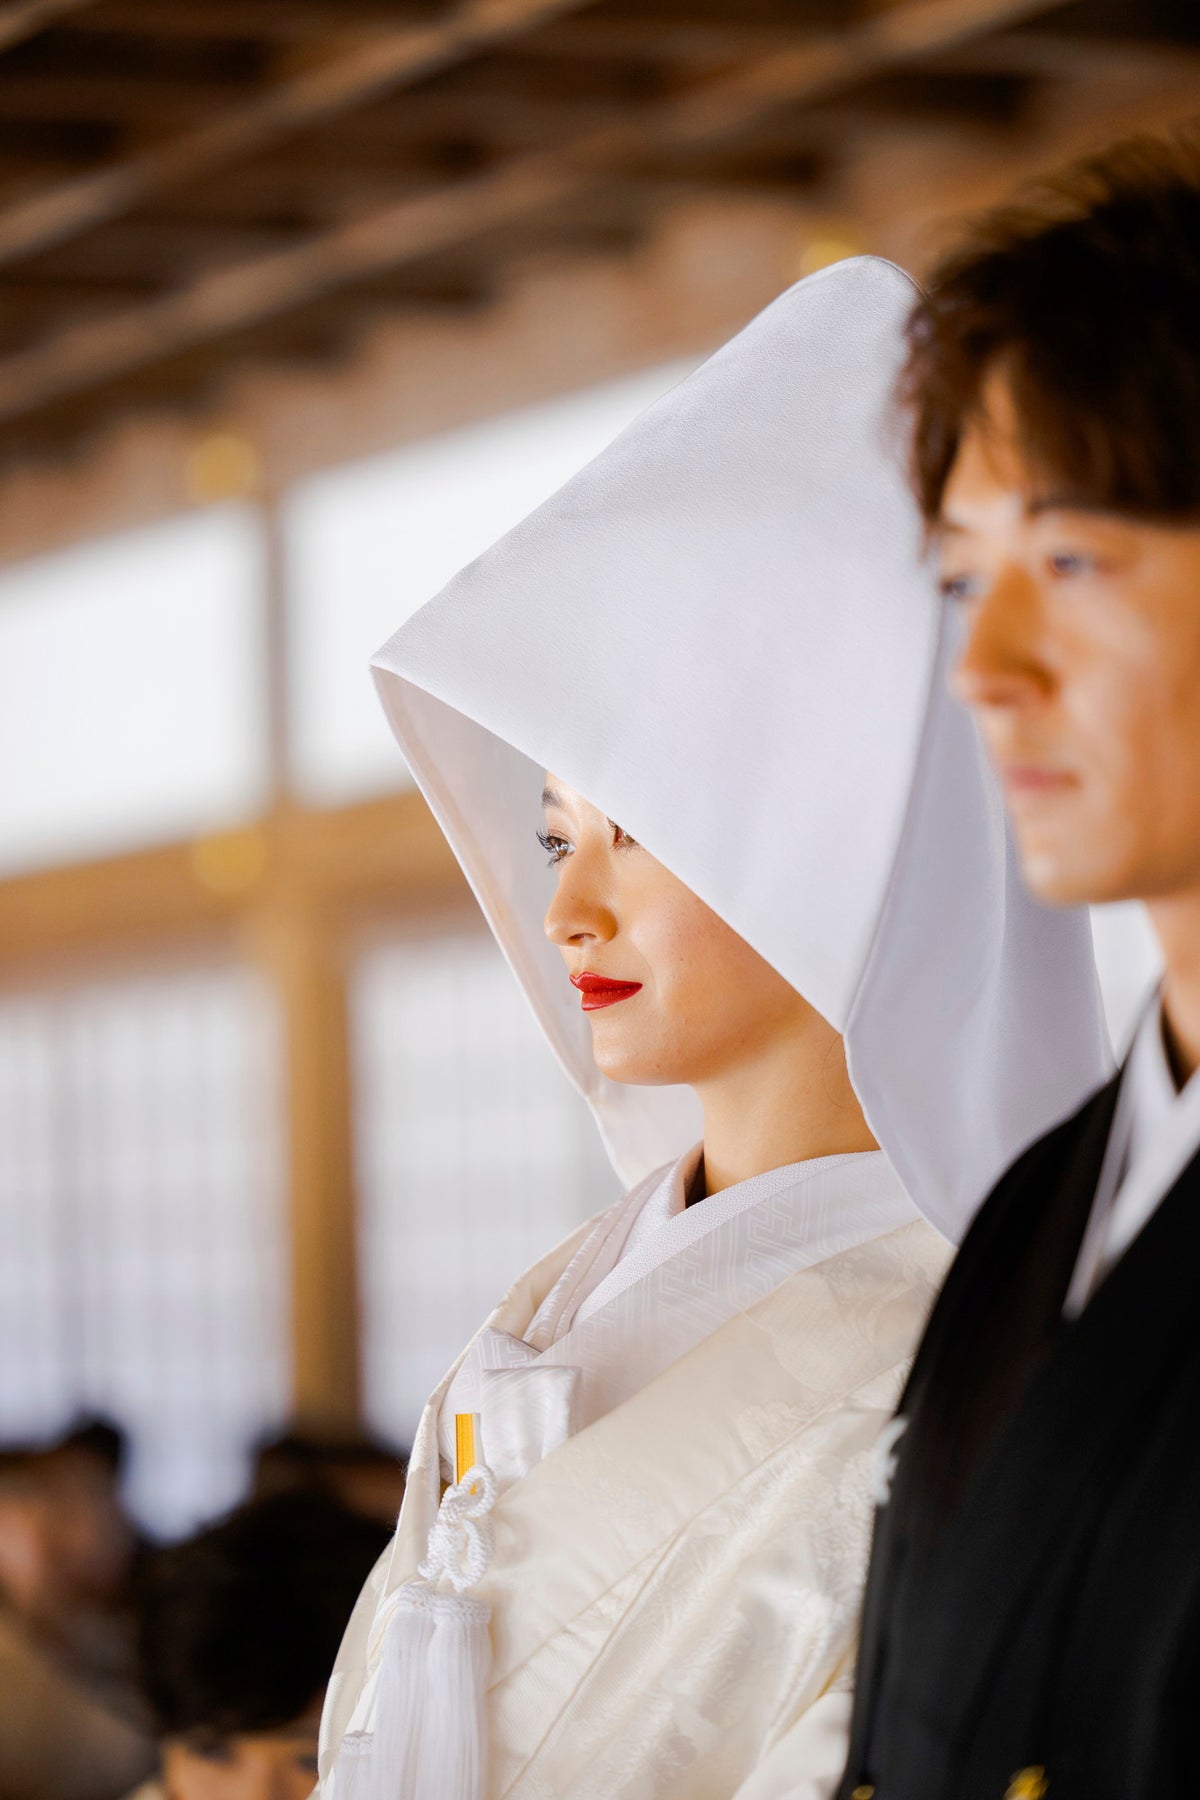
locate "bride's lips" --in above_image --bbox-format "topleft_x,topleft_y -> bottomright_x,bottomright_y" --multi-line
570,971 -> 644,1012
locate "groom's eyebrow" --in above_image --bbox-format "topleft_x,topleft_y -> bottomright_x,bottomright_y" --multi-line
541,786 -> 562,809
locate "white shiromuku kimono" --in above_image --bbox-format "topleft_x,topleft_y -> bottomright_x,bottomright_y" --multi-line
319,258 -> 1111,1800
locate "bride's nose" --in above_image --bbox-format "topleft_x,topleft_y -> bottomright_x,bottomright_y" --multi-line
544,859 -> 618,948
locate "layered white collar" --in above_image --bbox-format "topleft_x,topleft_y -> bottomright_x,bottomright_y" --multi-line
438,1147 -> 915,1485
1067,993 -> 1200,1314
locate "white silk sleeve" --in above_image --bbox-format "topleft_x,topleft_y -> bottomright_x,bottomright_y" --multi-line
728,1687 -> 854,1800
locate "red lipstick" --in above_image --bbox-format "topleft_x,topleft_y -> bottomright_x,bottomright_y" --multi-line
570,972 -> 643,1012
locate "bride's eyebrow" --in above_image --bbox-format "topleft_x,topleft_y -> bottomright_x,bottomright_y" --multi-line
540,786 -> 563,809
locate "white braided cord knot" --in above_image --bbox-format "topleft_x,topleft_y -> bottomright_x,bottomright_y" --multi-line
393,1578 -> 490,1626
418,1463 -> 498,1594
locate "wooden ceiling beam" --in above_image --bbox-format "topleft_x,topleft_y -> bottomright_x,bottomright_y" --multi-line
0,0 -> 1077,426
0,0 -> 101,55
332,90 -> 655,154
0,269 -> 155,299
24,216 -> 317,284
0,0 -> 602,271
0,72 -> 269,124
160,158 -> 483,228
0,791 -> 461,973
65,0 -> 441,38
0,117 -> 120,163
937,27 -> 1200,79
515,15 -> 823,62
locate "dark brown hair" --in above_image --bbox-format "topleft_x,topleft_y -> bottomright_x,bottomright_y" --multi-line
137,1489 -> 390,1739
902,124 -> 1200,523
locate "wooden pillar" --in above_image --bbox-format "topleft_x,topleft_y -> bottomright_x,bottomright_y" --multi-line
246,890 -> 361,1429
253,488 -> 362,1428
260,490 -> 292,810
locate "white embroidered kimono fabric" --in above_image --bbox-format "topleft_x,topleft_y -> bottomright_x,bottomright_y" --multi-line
320,1156 -> 950,1799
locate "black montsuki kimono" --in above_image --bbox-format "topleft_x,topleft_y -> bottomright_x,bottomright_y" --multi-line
837,1072 -> 1200,1800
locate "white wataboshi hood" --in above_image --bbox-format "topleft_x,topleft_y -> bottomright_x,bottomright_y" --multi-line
370,255 -> 1112,1241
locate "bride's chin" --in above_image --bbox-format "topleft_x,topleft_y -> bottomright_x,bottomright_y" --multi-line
590,1036 -> 687,1089
590,1047 -> 643,1085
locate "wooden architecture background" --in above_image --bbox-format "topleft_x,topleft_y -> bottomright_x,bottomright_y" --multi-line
0,0 -> 1196,1427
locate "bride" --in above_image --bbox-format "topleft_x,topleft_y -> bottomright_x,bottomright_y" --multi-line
318,255 -> 1108,1800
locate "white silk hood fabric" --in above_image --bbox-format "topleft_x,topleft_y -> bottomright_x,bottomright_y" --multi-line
370,254 -> 1111,1242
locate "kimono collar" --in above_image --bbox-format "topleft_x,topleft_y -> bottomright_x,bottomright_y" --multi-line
370,256 -> 1112,1241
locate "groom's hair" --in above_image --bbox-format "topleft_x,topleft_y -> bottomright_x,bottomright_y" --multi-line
901,123 -> 1200,524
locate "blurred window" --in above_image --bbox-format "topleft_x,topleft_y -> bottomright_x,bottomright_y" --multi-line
0,505 -> 268,877
284,361 -> 698,805
351,928 -> 619,1445
0,963 -> 288,1536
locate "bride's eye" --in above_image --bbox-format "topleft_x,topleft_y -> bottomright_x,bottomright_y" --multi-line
611,823 -> 639,850
536,829 -> 572,867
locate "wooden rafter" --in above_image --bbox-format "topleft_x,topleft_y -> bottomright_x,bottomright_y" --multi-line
0,71 -> 275,125
0,0 -> 100,55
68,0 -> 434,36
0,0 -> 1077,426
940,28 -> 1200,82
0,0 -> 604,271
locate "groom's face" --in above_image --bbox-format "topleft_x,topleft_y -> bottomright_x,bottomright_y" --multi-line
939,374 -> 1200,909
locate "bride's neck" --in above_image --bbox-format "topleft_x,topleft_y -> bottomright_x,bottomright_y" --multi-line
694,1014 -> 877,1198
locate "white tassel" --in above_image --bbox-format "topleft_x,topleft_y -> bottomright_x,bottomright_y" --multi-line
377,1584 -> 492,1798
325,1467 -> 497,1800
324,1730 -> 372,1800
370,1584 -> 438,1793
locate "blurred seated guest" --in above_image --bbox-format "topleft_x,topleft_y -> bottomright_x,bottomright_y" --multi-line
251,1428 -> 407,1527
27,1418 -> 143,1709
36,1417 -> 139,1608
130,1490 -> 389,1800
0,1448 -> 153,1800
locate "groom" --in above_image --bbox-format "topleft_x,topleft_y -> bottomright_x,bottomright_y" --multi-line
838,131 -> 1200,1800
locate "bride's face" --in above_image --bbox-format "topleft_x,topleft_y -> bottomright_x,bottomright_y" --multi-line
541,775 -> 814,1088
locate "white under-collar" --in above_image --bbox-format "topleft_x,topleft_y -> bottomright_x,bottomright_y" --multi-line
621,1143 -> 702,1254
1126,994 -> 1186,1162
1066,992 -> 1200,1315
